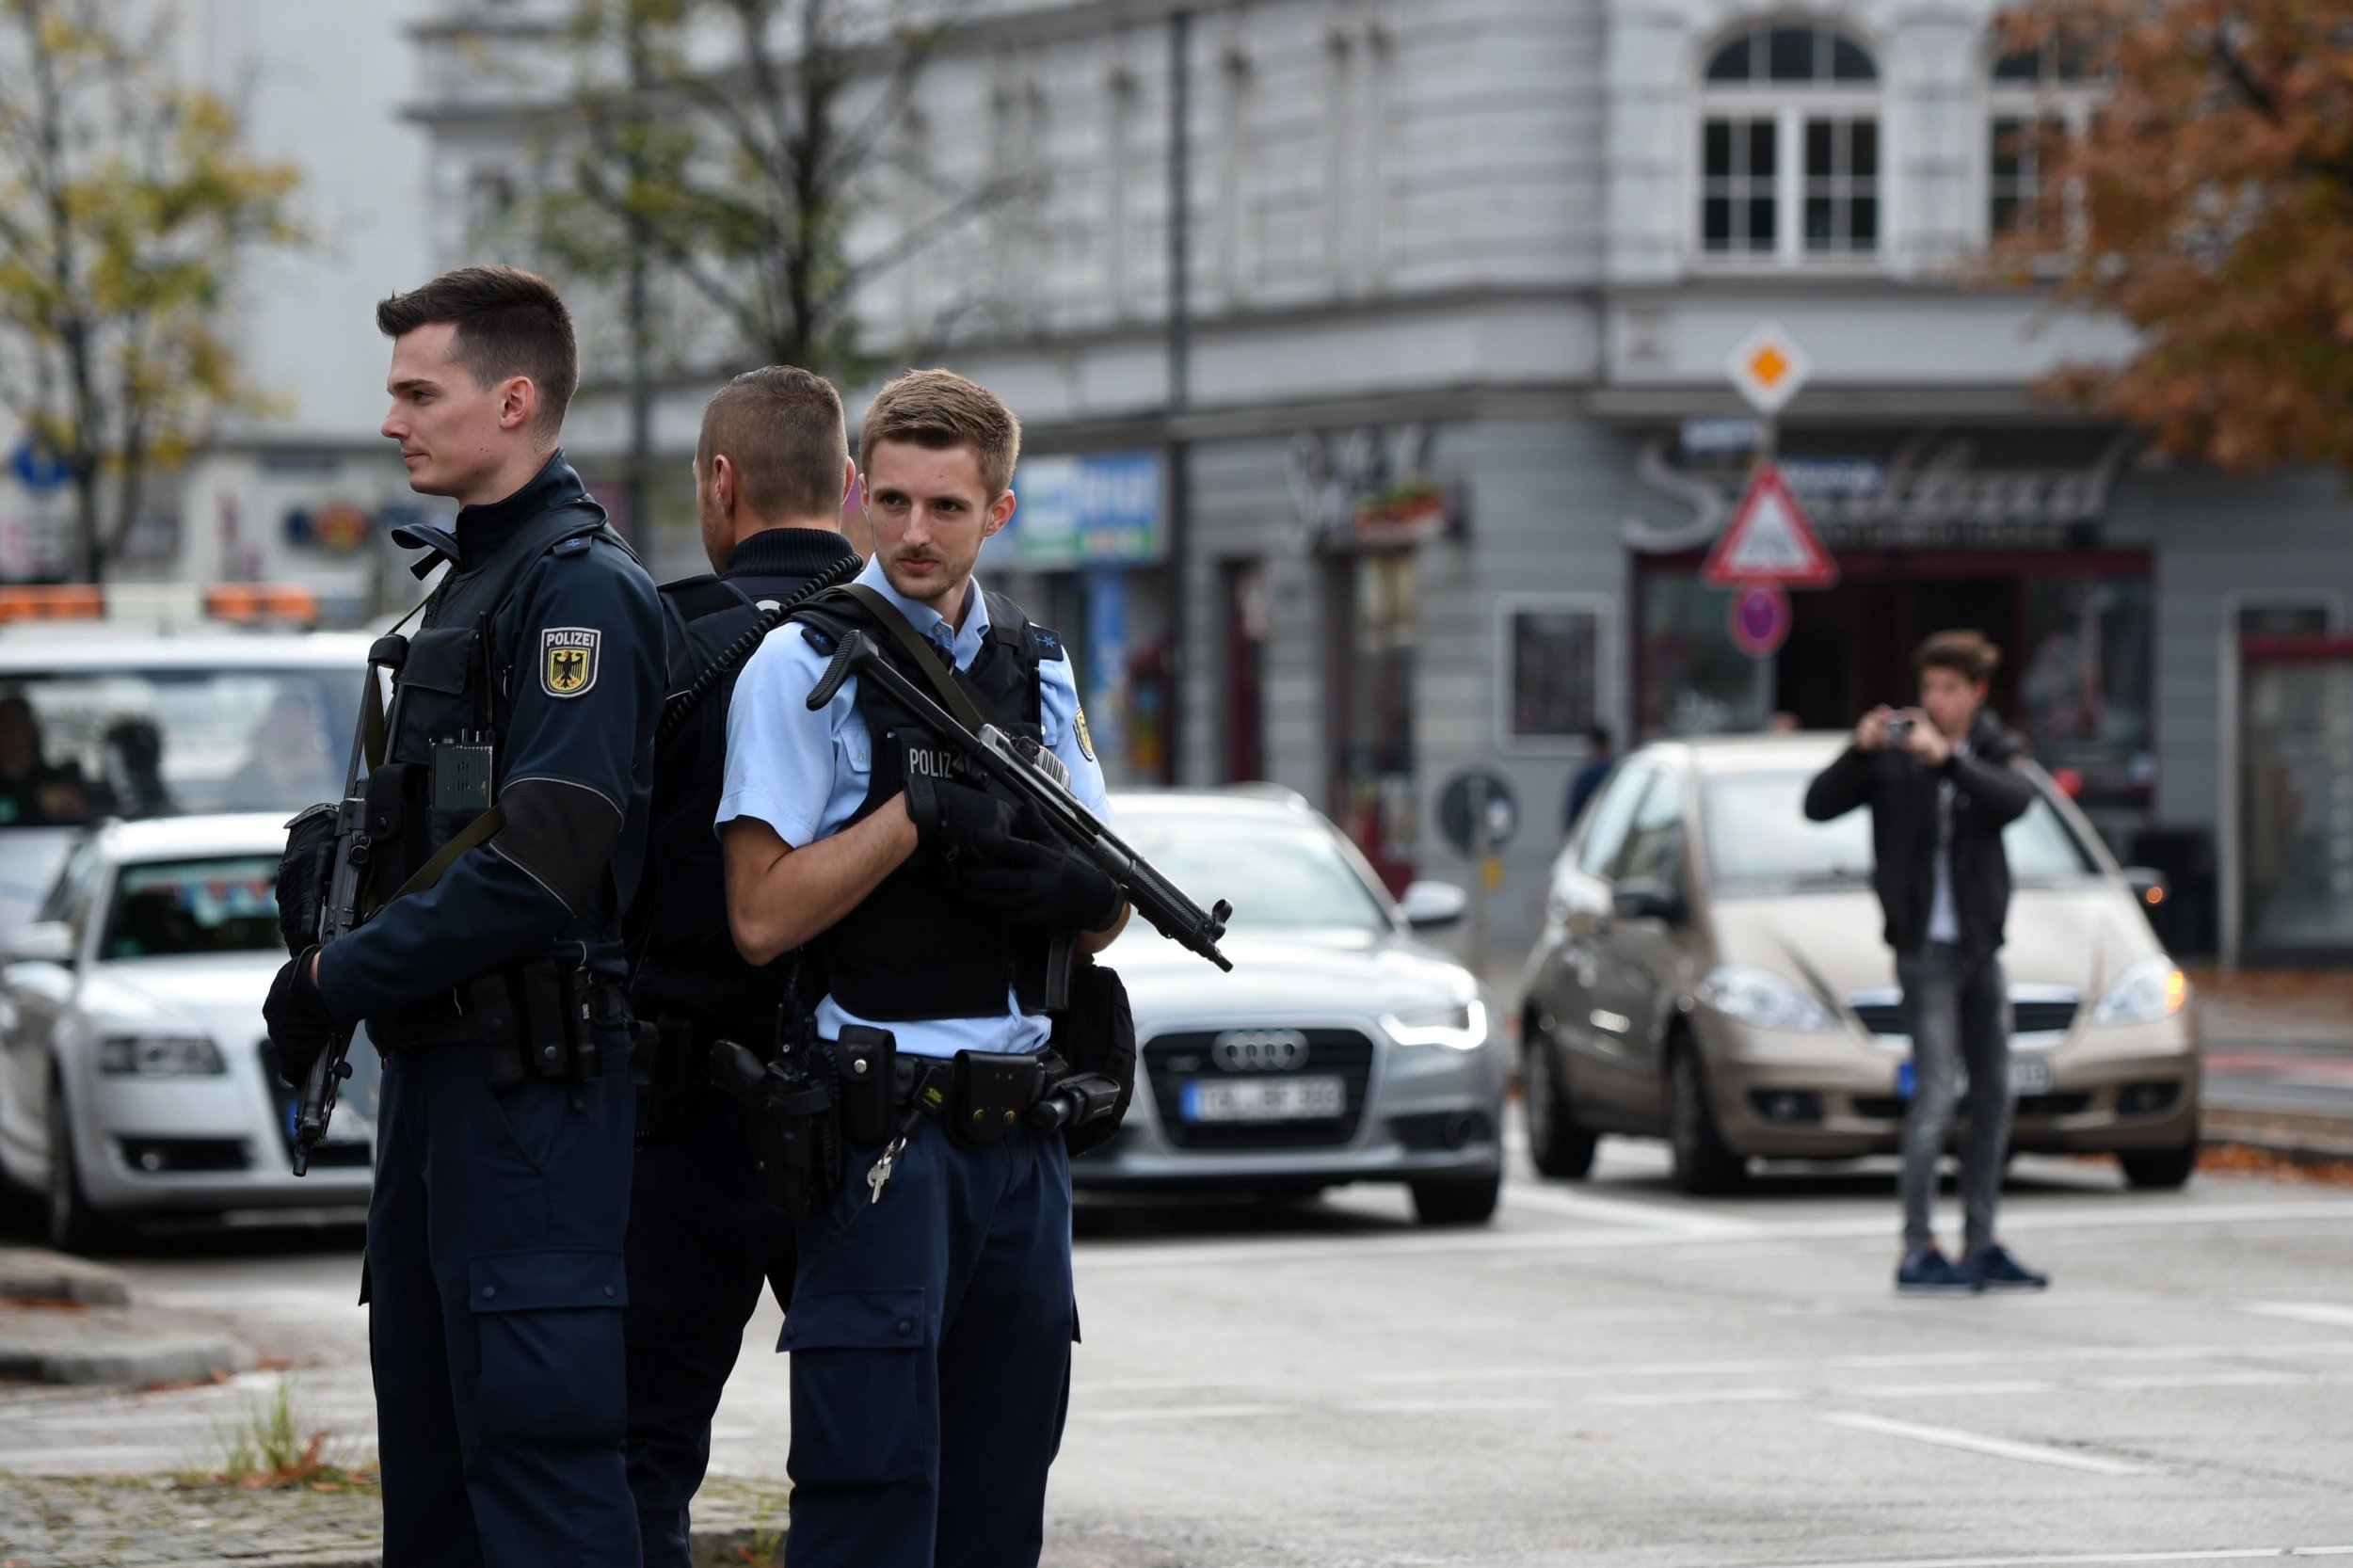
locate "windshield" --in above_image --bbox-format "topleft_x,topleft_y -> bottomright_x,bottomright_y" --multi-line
1112,809 -> 1390,933
0,668 -> 358,829
100,856 -> 281,959
1703,770 -> 2097,887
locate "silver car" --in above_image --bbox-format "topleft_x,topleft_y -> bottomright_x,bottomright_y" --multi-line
0,814 -> 377,1250
1074,789 -> 1508,1225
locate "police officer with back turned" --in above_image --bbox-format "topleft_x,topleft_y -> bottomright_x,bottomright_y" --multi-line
263,265 -> 661,1568
722,370 -> 1128,1567
623,367 -> 861,1564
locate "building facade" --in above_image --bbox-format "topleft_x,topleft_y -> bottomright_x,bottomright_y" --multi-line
406,0 -> 2353,965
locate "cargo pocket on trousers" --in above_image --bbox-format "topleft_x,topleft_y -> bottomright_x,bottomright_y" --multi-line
468,1249 -> 628,1444
780,1287 -> 929,1488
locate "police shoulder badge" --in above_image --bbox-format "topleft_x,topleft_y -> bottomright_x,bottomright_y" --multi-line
541,627 -> 601,698
1072,703 -> 1097,762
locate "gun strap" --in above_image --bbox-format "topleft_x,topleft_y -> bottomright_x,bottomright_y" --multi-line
836,584 -> 992,733
389,807 -> 505,904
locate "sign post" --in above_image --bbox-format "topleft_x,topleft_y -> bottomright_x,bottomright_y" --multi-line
1718,324 -> 1831,717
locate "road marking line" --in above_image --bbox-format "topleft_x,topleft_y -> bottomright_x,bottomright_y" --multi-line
2240,1301 -> 2353,1330
1340,1397 -> 1553,1414
1072,1402 -> 1296,1423
1738,1547 -> 2353,1568
1504,1184 -> 1764,1236
1821,1412 -> 2158,1475
1076,1196 -> 2353,1272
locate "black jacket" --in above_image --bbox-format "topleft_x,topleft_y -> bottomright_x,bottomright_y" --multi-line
1801,710 -> 2038,962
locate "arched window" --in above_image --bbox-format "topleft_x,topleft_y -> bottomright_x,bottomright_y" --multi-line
1698,22 -> 1881,263
1987,36 -> 2101,237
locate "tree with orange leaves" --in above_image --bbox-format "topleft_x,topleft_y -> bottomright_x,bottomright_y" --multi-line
1996,0 -> 2353,474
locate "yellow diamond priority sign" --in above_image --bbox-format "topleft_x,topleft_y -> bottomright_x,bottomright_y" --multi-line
1727,321 -> 1812,416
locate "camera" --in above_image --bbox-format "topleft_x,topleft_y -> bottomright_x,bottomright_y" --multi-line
1883,715 -> 1914,744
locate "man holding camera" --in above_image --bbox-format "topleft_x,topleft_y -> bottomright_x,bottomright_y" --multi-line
1804,631 -> 2049,1295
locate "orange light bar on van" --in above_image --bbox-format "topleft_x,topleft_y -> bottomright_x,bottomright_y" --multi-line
0,584 -> 105,623
204,584 -> 318,624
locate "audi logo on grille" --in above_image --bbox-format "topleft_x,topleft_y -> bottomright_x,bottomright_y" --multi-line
1211,1030 -> 1311,1072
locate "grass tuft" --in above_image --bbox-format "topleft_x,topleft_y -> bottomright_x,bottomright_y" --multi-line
187,1378 -> 378,1493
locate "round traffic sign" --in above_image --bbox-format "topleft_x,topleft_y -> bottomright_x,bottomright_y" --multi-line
1728,584 -> 1792,658
1436,769 -> 1517,857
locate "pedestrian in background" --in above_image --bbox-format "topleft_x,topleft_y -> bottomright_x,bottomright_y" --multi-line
1562,723 -> 1615,835
621,366 -> 861,1566
1802,631 -> 2050,1295
264,266 -> 660,1566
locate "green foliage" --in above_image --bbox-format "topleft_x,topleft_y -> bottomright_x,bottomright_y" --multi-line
194,1377 -> 379,1493
0,0 -> 302,581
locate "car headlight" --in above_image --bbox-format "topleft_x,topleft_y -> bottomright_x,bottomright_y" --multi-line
1381,999 -> 1490,1050
1694,967 -> 1837,1032
99,1034 -> 226,1077
2091,957 -> 2187,1027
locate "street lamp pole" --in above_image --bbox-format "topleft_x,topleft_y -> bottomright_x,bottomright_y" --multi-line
1163,8 -> 1193,784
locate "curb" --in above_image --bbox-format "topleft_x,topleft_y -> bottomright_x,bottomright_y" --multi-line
2205,1106 -> 2353,1163
184,1523 -> 773,1568
0,1330 -> 256,1387
0,1247 -> 133,1307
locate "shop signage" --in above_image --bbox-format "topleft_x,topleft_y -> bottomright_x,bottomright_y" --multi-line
1727,322 -> 1812,416
999,451 -> 1164,569
1704,464 -> 1838,588
1623,432 -> 2131,555
284,502 -> 371,552
1287,424 -> 1468,552
1728,584 -> 1792,658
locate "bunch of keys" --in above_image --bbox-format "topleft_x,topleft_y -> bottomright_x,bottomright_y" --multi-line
863,1065 -> 949,1204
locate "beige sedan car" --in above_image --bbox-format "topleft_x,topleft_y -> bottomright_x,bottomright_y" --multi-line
1518,734 -> 2198,1194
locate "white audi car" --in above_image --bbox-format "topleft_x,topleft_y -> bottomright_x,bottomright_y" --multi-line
1073,789 -> 1508,1225
0,814 -> 376,1250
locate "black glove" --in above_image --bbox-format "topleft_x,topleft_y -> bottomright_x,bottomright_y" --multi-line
956,836 -> 1123,933
264,946 -> 340,1089
904,773 -> 1017,867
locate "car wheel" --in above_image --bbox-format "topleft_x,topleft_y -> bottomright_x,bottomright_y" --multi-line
46,1069 -> 122,1255
1667,1044 -> 1747,1196
1411,1168 -> 1501,1226
1522,1024 -> 1598,1180
2118,1137 -> 2199,1192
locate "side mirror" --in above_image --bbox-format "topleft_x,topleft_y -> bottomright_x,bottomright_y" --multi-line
1399,880 -> 1468,930
1611,880 -> 1684,924
8,920 -> 75,966
2123,866 -> 2169,911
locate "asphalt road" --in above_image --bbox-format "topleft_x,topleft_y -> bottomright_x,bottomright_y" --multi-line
8,1136 -> 2353,1568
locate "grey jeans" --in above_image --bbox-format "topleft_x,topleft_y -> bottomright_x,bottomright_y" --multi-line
1897,943 -> 2011,1254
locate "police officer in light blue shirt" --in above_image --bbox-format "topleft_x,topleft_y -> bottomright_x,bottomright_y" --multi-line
718,370 -> 1127,1568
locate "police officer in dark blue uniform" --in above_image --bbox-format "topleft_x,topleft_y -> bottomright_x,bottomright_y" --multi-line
623,367 -> 861,1565
720,370 -> 1127,1568
264,266 -> 661,1568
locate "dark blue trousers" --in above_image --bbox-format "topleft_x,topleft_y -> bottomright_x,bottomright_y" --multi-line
366,1033 -> 637,1568
783,1120 -> 1075,1568
624,1080 -> 795,1567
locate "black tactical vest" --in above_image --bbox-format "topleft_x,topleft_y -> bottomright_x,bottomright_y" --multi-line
792,589 -> 1060,1023
375,504 -> 621,912
628,574 -> 768,1017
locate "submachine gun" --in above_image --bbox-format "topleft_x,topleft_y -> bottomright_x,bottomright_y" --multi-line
806,628 -> 1235,973
287,636 -> 406,1176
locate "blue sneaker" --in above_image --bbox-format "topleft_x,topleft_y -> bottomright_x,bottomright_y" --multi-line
1897,1246 -> 1984,1295
1968,1242 -> 2049,1290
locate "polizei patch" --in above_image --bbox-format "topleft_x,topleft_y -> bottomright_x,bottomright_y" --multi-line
541,627 -> 601,698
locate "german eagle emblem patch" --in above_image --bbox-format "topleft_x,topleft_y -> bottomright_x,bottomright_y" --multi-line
541,627 -> 601,698
1072,703 -> 1097,762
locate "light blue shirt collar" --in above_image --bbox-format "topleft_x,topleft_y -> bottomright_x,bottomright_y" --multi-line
854,555 -> 990,670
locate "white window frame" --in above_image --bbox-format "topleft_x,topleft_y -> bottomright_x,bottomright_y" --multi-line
1495,593 -> 1615,757
1980,43 -> 2105,250
1692,24 -> 1885,272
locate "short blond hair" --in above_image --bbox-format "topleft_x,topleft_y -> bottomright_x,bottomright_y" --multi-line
859,369 -> 1022,498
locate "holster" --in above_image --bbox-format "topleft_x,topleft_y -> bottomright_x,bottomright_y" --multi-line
372,958 -> 623,1094
708,1037 -> 842,1222
1051,959 -> 1137,1156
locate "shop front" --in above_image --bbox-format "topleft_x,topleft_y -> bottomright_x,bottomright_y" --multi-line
1627,425 -> 2155,846
984,450 -> 1171,787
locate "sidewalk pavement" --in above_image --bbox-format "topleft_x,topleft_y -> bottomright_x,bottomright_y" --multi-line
2191,966 -> 2353,1160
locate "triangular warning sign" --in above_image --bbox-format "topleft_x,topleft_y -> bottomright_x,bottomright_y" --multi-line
1703,463 -> 1838,587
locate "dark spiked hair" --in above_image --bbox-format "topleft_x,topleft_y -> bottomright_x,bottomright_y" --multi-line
376,264 -> 578,436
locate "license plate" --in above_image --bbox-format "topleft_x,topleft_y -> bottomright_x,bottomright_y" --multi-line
2009,1056 -> 2054,1096
1180,1076 -> 1345,1123
1897,1059 -> 2055,1099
